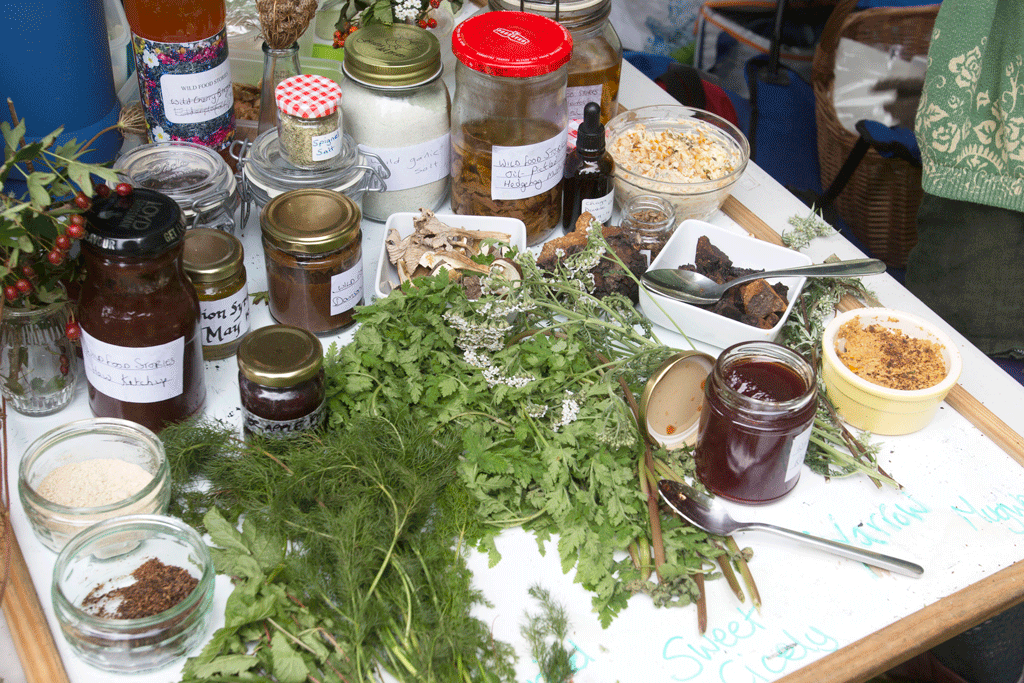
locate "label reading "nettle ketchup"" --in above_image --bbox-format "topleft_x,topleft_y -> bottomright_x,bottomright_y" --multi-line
81,330 -> 185,403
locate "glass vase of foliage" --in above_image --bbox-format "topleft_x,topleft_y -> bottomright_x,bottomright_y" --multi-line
1,107 -> 140,415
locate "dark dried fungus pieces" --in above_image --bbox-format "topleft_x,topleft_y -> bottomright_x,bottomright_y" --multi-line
680,236 -> 789,329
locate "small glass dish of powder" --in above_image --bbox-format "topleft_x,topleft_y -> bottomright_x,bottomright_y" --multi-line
19,418 -> 171,552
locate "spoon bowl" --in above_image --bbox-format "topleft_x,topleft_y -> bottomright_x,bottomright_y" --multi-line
642,258 -> 886,305
657,480 -> 923,576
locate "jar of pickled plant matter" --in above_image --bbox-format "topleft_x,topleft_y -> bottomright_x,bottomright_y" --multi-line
182,228 -> 250,360
260,188 -> 363,334
341,23 -> 451,221
485,0 -> 622,125
450,12 -> 572,246
274,74 -> 343,170
79,188 -> 206,432
694,341 -> 817,503
237,325 -> 325,438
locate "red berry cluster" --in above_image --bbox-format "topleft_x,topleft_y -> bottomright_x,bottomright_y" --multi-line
2,182 -> 133,309
332,24 -> 359,49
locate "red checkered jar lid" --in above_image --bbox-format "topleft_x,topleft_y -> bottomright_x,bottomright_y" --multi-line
275,74 -> 343,119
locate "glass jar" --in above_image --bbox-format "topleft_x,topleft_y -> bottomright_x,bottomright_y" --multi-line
341,23 -> 451,222
182,228 -> 250,360
619,194 -> 677,266
450,12 -> 572,246
116,140 -> 244,233
241,128 -> 387,215
236,324 -> 326,438
695,341 -> 817,503
261,188 -> 363,334
52,514 -> 214,673
274,73 -> 344,170
79,188 -> 207,433
0,299 -> 79,416
486,0 -> 622,124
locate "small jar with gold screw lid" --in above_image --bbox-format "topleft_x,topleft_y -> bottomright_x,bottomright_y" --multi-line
236,325 -> 326,439
182,228 -> 251,360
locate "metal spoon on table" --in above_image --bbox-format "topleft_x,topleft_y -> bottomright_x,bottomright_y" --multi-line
657,480 -> 923,577
641,258 -> 886,305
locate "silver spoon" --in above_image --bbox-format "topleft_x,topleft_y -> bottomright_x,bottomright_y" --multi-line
657,480 -> 923,577
641,258 -> 886,305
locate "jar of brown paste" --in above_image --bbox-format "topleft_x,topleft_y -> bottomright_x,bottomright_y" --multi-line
236,325 -> 326,438
79,188 -> 206,432
260,188 -> 363,334
450,12 -> 572,246
182,228 -> 251,360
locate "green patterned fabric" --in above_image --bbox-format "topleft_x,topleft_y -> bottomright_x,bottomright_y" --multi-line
914,0 -> 1024,212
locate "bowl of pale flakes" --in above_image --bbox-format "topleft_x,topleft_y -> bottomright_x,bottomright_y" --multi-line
606,105 -> 750,222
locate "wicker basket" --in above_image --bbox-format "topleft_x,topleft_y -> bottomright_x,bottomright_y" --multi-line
812,0 -> 938,268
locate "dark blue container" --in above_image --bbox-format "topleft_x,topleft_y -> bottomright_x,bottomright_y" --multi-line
0,0 -> 122,167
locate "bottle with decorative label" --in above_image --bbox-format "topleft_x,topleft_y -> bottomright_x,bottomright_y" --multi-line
123,0 -> 235,152
562,101 -> 615,232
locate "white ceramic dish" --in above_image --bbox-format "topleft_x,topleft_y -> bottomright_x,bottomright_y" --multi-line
639,219 -> 812,349
374,212 -> 527,299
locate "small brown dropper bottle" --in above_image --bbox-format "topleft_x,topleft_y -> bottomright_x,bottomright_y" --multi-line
562,101 -> 616,232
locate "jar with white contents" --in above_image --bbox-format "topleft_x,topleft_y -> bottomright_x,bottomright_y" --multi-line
341,23 -> 450,221
275,74 -> 344,170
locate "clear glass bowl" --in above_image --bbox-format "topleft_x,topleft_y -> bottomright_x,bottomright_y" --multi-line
605,104 -> 750,222
18,418 -> 171,552
52,514 -> 215,673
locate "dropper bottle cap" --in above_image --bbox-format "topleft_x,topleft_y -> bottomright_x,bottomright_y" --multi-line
576,101 -> 605,155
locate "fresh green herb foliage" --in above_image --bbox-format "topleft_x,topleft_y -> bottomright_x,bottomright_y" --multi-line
326,227 -> 725,626
521,585 -> 577,683
163,417 -> 518,683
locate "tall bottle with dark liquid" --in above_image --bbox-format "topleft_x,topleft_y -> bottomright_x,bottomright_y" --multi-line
562,101 -> 615,232
123,0 -> 235,153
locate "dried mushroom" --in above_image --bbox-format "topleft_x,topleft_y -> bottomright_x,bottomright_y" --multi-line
386,209 -> 514,287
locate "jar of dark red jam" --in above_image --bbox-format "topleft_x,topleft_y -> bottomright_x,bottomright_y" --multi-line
236,325 -> 326,438
695,341 -> 817,503
79,188 -> 206,432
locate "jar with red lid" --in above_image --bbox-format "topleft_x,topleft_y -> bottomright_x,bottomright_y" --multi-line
79,188 -> 206,433
450,12 -> 572,246
694,341 -> 817,503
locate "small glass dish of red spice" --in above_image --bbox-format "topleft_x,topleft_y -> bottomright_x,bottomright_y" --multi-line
51,514 -> 215,673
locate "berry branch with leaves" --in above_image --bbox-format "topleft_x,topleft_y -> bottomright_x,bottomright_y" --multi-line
329,0 -> 461,48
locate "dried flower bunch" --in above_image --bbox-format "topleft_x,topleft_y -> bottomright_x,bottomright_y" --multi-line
1,104 -> 143,311
256,0 -> 319,49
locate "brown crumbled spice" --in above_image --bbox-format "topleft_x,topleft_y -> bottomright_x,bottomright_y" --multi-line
82,557 -> 199,620
836,318 -> 947,390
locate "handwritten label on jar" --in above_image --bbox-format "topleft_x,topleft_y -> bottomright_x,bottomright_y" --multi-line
491,128 -> 567,200
360,134 -> 451,191
244,400 -> 325,437
786,423 -> 814,481
581,190 -> 615,224
80,329 -> 185,403
331,261 -> 364,316
161,60 -> 233,124
567,84 -> 604,122
199,286 -> 250,347
311,129 -> 341,162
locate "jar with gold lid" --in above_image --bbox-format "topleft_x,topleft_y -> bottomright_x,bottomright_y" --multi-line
260,188 -> 363,334
182,228 -> 251,360
237,325 -> 326,438
484,0 -> 622,125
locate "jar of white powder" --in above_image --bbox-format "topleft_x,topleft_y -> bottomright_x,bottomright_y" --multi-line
341,23 -> 450,222
18,418 -> 171,552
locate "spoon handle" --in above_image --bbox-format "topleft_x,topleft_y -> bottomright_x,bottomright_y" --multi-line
737,258 -> 888,285
747,522 -> 924,577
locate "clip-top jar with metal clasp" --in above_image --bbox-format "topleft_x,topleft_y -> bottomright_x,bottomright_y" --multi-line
237,325 -> 326,438
79,188 -> 206,433
694,341 -> 817,504
485,0 -> 622,125
341,23 -> 451,221
450,12 -> 572,246
182,228 -> 251,360
261,188 -> 364,335
115,141 -> 244,233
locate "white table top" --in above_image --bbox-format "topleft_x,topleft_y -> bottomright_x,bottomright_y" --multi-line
5,60 -> 1024,683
